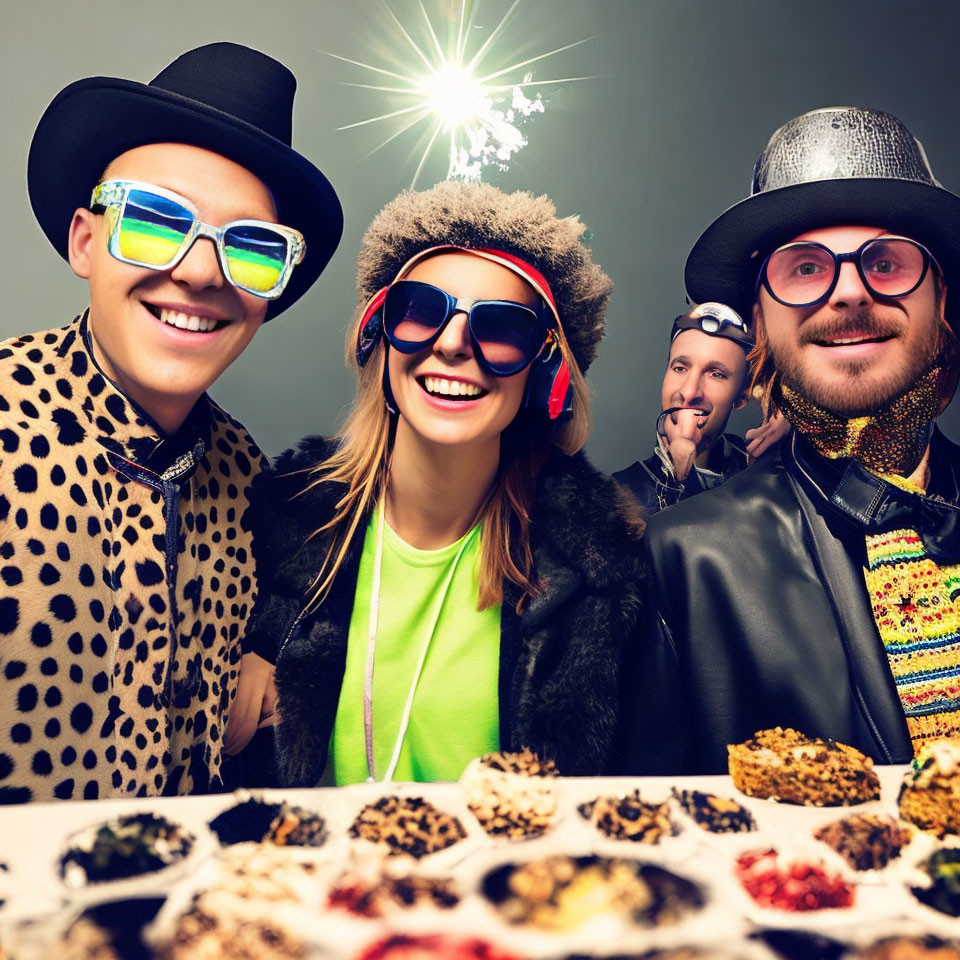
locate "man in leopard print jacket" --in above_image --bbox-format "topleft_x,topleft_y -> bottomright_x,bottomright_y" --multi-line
0,43 -> 342,801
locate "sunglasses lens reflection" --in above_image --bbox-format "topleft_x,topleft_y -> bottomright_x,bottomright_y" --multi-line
223,224 -> 289,294
471,303 -> 542,372
118,189 -> 193,266
386,282 -> 449,344
116,189 -> 294,296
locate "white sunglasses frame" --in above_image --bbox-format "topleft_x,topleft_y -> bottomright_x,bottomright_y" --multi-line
90,179 -> 305,299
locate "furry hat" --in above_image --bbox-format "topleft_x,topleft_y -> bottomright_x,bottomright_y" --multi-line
356,181 -> 612,372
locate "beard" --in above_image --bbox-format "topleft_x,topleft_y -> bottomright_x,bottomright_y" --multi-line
764,308 -> 943,418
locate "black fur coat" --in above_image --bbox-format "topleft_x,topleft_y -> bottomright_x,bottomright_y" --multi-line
244,436 -> 648,785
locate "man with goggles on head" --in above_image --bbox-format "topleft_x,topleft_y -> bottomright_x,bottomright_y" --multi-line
0,43 -> 342,803
629,107 -> 960,776
614,302 -> 787,515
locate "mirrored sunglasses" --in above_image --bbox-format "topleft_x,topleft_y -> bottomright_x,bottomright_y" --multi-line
90,180 -> 306,299
383,279 -> 550,376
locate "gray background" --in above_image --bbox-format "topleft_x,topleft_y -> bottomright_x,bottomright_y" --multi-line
4,0 -> 958,470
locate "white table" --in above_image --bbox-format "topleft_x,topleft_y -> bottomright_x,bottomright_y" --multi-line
2,765 -> 956,959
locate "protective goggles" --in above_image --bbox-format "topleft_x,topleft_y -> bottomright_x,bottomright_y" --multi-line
758,235 -> 936,308
671,302 -> 753,348
377,278 -> 551,376
90,180 -> 306,299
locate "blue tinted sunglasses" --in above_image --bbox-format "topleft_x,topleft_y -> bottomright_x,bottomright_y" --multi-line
380,279 -> 551,377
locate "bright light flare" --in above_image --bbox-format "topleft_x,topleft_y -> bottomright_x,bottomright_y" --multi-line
328,0 -> 594,186
421,62 -> 485,129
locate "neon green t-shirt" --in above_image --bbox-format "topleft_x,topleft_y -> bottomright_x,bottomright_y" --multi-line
329,503 -> 501,784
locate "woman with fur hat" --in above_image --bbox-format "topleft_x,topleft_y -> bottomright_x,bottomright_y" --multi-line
228,181 -> 647,785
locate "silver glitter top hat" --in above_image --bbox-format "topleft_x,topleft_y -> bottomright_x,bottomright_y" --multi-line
685,105 -> 960,315
751,106 -> 941,195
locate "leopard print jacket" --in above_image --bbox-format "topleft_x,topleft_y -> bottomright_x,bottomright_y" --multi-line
0,314 -> 266,802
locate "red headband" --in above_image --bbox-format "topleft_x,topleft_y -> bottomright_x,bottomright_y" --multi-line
470,247 -> 560,320
358,244 -> 562,330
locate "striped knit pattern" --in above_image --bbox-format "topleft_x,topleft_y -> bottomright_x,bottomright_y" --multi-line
864,528 -> 960,753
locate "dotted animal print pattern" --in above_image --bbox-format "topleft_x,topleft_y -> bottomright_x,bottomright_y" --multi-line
0,315 -> 266,802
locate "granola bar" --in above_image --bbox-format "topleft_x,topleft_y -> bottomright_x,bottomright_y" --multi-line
727,727 -> 880,806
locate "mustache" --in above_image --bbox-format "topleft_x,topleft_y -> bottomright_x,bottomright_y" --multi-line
798,310 -> 898,346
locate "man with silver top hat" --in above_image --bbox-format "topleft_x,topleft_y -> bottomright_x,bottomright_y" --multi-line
0,43 -> 342,802
614,302 -> 775,515
630,106 -> 960,773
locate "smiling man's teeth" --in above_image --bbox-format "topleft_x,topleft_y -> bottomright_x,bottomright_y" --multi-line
157,307 -> 220,333
423,376 -> 483,397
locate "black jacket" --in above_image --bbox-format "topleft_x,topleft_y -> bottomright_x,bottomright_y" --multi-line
630,429 -> 960,774
245,436 -> 649,785
614,434 -> 749,517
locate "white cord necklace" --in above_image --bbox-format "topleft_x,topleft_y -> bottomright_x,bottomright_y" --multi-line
362,500 -> 478,783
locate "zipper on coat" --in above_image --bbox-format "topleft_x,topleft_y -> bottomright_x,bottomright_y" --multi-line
277,604 -> 311,660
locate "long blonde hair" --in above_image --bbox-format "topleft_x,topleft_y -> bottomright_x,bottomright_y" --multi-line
300,301 -> 591,614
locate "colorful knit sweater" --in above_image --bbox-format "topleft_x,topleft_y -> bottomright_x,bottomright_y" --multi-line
864,471 -> 960,751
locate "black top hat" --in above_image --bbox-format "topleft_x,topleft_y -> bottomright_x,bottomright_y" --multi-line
28,42 -> 343,320
684,106 -> 960,318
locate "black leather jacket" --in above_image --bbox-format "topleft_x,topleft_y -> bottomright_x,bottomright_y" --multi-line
614,434 -> 749,517
628,429 -> 960,774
